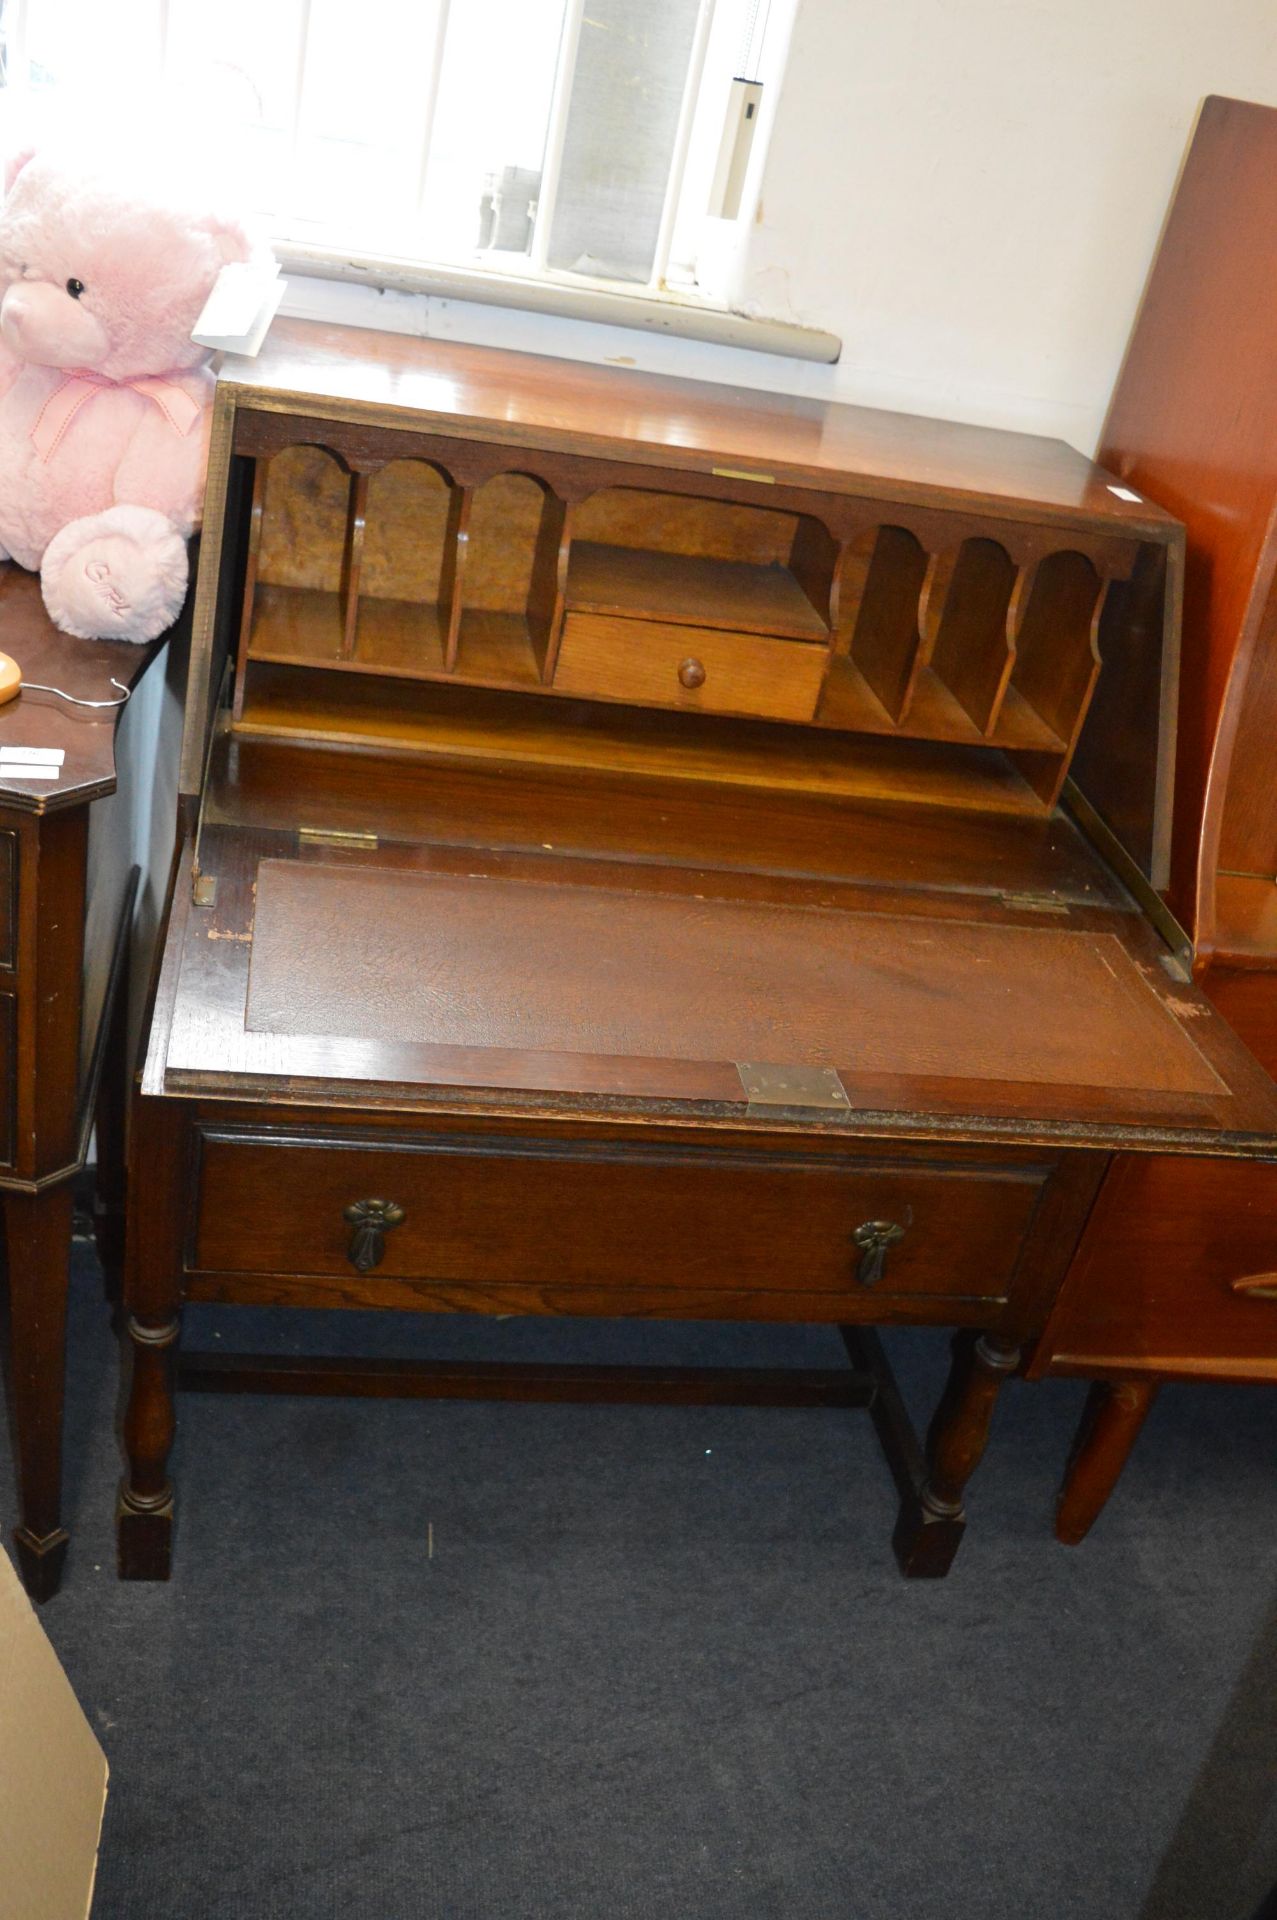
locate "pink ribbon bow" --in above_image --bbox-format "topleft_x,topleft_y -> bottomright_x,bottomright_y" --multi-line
30,369 -> 202,463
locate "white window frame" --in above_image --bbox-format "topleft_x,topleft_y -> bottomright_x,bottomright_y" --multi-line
0,0 -> 841,362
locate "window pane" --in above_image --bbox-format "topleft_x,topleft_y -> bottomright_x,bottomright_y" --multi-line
0,0 -> 782,302
22,0 -> 163,93
165,0 -> 306,210
289,0 -> 445,242
546,0 -> 701,284
419,0 -> 567,262
668,0 -> 755,279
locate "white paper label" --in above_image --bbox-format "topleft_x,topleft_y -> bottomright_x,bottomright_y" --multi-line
192,258 -> 285,358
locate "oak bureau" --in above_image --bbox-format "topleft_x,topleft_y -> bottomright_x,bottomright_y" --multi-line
115,317 -> 1277,1581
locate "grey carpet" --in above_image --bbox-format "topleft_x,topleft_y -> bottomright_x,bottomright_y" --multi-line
7,1244 -> 1277,1920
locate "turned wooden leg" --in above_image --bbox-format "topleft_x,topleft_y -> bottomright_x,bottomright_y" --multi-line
1055,1379 -> 1159,1545
117,1312 -> 179,1579
116,1095 -> 186,1581
6,1183 -> 75,1601
893,1329 -> 1021,1577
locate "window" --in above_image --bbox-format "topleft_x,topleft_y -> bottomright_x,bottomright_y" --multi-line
0,0 -> 795,306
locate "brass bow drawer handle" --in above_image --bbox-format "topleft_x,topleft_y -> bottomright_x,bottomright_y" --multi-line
852,1218 -> 907,1287
343,1198 -> 405,1272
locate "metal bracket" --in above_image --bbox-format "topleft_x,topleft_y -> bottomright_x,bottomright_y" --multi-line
298,827 -> 379,852
999,891 -> 1070,915
737,1062 -> 851,1112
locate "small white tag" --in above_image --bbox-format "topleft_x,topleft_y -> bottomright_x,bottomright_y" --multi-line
0,745 -> 64,765
1107,484 -> 1143,503
192,258 -> 285,358
1,763 -> 60,780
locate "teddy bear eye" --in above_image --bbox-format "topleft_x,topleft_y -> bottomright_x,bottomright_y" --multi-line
65,278 -> 84,300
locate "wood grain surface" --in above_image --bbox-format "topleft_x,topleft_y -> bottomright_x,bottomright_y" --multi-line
1030,1151 -> 1277,1383
202,733 -> 1133,906
1094,94 -> 1277,947
553,613 -> 827,722
189,1128 -> 1048,1317
243,859 -> 1222,1095
0,570 -> 166,813
221,320 -> 1179,530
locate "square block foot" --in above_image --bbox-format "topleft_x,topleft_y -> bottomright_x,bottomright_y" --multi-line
892,1492 -> 966,1578
116,1492 -> 173,1582
14,1526 -> 69,1602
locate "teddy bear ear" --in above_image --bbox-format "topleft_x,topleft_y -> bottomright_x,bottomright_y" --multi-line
5,147 -> 37,195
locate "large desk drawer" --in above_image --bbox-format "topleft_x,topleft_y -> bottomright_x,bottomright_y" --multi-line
1033,1153 -> 1277,1382
188,1130 -> 1053,1322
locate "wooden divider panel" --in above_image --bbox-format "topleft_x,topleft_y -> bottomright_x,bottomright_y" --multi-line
846,525 -> 928,722
247,444 -> 351,672
930,538 -> 1019,734
453,473 -> 548,688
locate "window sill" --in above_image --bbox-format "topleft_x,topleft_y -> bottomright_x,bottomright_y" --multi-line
272,240 -> 842,366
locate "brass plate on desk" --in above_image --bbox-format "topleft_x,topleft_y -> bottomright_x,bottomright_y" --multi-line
737,1063 -> 852,1111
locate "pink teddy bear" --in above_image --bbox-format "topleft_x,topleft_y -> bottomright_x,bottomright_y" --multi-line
0,148 -> 254,643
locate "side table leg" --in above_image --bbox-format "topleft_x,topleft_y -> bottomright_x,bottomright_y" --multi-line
1055,1379 -> 1159,1545
893,1330 -> 1021,1578
7,1183 -> 75,1601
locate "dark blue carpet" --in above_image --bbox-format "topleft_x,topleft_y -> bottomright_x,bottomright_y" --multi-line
6,1246 -> 1277,1919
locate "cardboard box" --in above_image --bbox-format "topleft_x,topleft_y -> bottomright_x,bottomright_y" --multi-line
0,1547 -> 107,1919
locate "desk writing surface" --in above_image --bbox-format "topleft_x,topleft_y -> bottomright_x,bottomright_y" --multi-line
245,860 -> 1221,1097
156,812 -> 1277,1151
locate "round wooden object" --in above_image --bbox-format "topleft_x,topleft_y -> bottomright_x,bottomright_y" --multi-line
678,656 -> 706,690
0,653 -> 21,704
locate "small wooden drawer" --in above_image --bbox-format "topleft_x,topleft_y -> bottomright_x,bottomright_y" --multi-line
187,1129 -> 1054,1325
553,612 -> 827,724
0,830 -> 17,971
1035,1154 -> 1277,1383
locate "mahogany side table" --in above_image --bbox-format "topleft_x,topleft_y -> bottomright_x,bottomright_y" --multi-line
0,570 -> 178,1599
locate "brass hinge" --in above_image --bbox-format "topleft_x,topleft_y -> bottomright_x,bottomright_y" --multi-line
192,873 -> 217,907
297,827 -> 379,852
738,1062 -> 851,1112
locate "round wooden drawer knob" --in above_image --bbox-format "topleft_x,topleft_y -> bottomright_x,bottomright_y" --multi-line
678,656 -> 706,690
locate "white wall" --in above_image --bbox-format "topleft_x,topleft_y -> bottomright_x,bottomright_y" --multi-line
742,0 -> 1277,451
280,0 -> 1277,459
